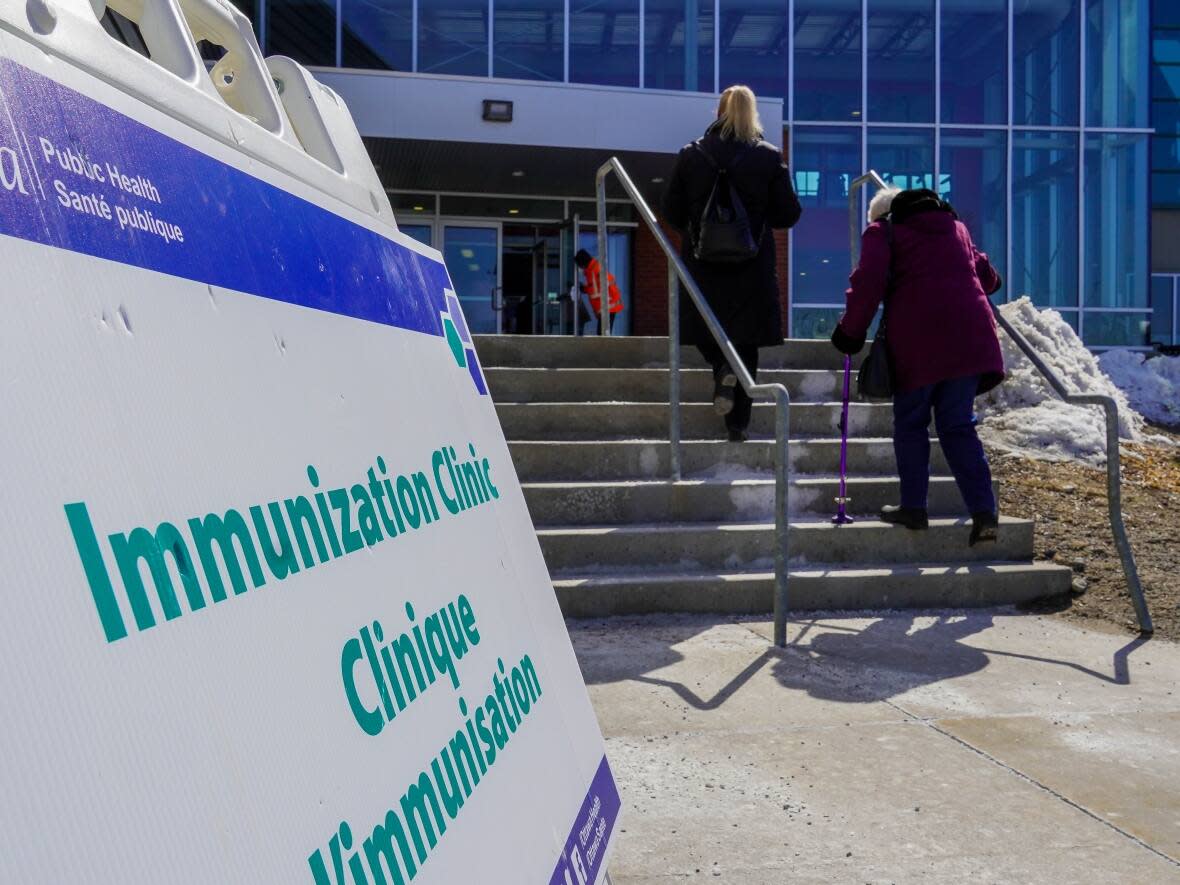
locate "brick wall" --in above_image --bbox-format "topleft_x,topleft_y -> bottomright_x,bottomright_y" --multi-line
631,222 -> 681,336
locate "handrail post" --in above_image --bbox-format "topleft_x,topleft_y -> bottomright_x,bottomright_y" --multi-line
1102,404 -> 1152,631
667,259 -> 682,480
772,388 -> 791,647
596,177 -> 610,336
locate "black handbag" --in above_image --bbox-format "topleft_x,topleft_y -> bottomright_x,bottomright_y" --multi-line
857,322 -> 894,400
856,218 -> 895,400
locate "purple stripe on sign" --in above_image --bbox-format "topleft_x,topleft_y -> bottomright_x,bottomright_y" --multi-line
550,756 -> 622,885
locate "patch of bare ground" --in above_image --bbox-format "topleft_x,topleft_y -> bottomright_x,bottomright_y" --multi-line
992,427 -> 1180,640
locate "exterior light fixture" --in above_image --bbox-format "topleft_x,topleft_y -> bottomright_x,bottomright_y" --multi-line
413,205 -> 425,211
482,100 -> 513,122
508,208 -> 520,215
651,177 -> 665,184
511,169 -> 525,178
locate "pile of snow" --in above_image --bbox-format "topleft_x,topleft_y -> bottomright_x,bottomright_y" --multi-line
976,298 -> 1143,464
1097,349 -> 1180,429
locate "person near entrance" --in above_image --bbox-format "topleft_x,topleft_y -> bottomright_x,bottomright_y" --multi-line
661,85 -> 802,442
574,248 -> 623,335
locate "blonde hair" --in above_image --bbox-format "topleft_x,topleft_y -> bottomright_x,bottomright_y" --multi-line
868,186 -> 901,224
717,85 -> 763,144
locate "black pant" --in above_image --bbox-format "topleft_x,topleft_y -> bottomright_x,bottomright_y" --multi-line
697,338 -> 760,432
578,302 -> 617,335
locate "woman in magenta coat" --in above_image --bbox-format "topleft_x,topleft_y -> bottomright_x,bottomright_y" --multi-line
831,187 -> 1005,546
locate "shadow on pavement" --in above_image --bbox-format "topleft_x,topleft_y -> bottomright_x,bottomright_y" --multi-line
571,612 -> 1152,709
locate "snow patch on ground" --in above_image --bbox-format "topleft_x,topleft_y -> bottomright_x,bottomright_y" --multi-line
977,298 -> 1143,464
1097,349 -> 1180,429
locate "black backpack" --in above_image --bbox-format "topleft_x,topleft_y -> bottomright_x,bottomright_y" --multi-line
691,141 -> 762,263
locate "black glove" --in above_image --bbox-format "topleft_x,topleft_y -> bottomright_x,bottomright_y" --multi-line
831,323 -> 865,356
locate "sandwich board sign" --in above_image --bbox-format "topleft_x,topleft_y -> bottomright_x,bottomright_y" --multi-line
0,5 -> 620,882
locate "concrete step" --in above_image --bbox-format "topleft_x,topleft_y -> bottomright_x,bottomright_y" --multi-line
553,561 -> 1073,618
508,438 -> 948,481
485,367 -> 850,404
497,401 -> 890,440
521,476 -> 994,524
475,335 -> 862,371
539,517 -> 1034,572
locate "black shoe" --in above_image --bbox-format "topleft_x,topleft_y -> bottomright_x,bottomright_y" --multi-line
726,428 -> 748,443
713,364 -> 737,416
969,511 -> 999,547
880,505 -> 929,530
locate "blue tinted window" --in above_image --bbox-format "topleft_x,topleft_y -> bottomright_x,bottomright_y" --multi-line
866,0 -> 935,123
645,0 -> 715,92
493,0 -> 564,80
794,0 -> 861,121
400,224 -> 434,247
868,127 -> 935,191
1154,62 -> 1180,99
266,0 -> 336,65
1155,172 -> 1180,206
1155,136 -> 1180,170
792,307 -> 843,338
419,0 -> 490,76
791,127 -> 861,308
1155,0 -> 1180,29
719,0 -> 789,100
1083,313 -> 1151,347
1012,131 -> 1078,308
1154,104 -> 1180,136
1155,34 -> 1180,65
940,129 -> 1006,283
1084,134 -> 1148,309
1086,0 -> 1149,127
570,0 -> 641,87
1013,0 -> 1080,126
1151,276 -> 1176,344
342,0 -> 412,69
941,0 -> 1007,124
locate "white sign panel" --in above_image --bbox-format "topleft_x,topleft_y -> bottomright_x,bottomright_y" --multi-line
0,32 -> 620,885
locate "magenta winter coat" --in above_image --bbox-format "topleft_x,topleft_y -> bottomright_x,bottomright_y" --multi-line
837,209 -> 1005,395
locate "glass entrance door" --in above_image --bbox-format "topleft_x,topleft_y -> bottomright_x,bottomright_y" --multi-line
442,224 -> 500,334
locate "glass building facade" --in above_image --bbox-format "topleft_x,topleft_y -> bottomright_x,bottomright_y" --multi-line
240,0 -> 1155,346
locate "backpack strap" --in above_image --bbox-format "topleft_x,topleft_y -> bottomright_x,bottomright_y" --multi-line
692,139 -> 754,174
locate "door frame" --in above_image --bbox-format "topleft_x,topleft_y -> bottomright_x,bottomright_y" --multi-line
440,220 -> 503,334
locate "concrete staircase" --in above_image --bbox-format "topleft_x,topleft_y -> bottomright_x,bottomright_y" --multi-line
476,335 -> 1072,617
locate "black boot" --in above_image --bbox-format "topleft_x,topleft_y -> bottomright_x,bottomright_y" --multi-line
726,427 -> 748,443
713,363 -> 737,416
969,511 -> 999,546
880,505 -> 929,530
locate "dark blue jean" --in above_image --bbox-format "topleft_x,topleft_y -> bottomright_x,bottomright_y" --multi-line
893,375 -> 996,515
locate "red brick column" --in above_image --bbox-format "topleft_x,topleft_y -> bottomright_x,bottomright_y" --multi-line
631,222 -> 682,337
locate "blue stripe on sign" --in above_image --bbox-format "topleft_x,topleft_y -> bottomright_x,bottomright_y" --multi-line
0,59 -> 452,338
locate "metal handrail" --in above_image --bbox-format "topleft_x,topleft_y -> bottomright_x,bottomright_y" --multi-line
848,170 -> 1153,634
595,157 -> 794,647
989,310 -> 1153,633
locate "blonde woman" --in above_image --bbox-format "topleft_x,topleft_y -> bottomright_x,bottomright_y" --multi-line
662,85 -> 802,442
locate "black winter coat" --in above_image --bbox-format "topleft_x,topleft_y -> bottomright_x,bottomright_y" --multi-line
661,125 -> 802,349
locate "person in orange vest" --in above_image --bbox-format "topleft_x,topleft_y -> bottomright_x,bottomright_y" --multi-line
575,249 -> 624,334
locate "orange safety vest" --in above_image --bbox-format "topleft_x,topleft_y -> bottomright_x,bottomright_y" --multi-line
582,258 -> 624,314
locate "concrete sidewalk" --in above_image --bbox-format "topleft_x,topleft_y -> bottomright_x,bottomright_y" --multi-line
572,612 -> 1180,884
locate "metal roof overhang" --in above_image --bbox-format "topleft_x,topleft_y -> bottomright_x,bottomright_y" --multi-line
312,68 -> 784,201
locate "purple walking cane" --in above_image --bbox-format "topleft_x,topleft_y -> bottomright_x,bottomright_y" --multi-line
833,354 -> 854,525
